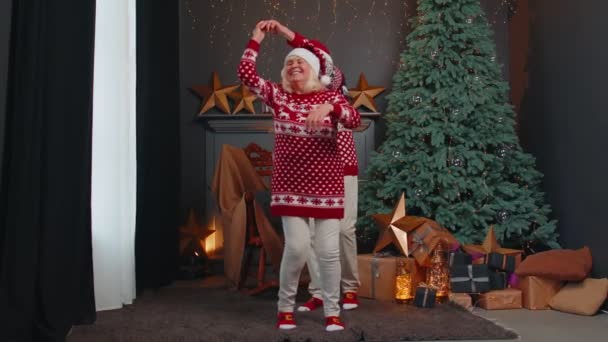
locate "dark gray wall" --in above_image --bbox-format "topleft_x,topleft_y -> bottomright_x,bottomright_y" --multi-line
0,0 -> 12,181
520,0 -> 608,278
178,0 -> 508,221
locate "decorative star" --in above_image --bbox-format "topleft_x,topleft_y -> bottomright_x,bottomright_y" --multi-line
348,73 -> 385,112
179,209 -> 215,256
229,85 -> 257,114
372,193 -> 422,256
191,72 -> 239,114
462,225 -> 522,262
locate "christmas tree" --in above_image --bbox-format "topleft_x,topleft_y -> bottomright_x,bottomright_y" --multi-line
359,0 -> 559,248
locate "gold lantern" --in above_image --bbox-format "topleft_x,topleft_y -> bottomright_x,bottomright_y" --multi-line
395,257 -> 414,303
426,242 -> 450,299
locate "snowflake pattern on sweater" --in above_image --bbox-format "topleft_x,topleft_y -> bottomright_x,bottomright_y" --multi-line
288,32 -> 359,176
238,40 -> 361,218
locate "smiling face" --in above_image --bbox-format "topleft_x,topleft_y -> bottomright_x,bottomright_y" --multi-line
284,56 -> 313,84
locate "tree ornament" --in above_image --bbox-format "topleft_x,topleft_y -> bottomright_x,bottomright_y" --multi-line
451,157 -> 465,168
412,95 -> 422,104
496,146 -> 510,158
497,210 -> 510,223
452,109 -> 460,116
414,188 -> 424,198
466,17 -> 474,24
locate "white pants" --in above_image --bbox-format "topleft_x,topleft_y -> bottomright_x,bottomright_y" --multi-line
278,216 -> 341,317
307,176 -> 360,298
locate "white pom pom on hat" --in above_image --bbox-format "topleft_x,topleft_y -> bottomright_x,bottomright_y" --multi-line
285,48 -> 320,76
320,75 -> 332,86
285,41 -> 334,86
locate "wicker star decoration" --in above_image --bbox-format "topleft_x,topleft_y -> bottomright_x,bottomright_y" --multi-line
372,193 -> 427,256
348,73 -> 385,113
229,85 -> 257,114
191,72 -> 239,115
179,209 -> 215,256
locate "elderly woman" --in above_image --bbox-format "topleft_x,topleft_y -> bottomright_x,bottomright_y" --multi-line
237,20 -> 360,332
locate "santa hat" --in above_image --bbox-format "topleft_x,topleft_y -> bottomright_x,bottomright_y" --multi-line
285,40 -> 334,86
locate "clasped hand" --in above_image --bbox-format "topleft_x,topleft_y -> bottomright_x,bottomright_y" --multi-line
252,19 -> 291,42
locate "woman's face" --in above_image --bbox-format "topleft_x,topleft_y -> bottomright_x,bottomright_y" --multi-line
284,57 -> 312,84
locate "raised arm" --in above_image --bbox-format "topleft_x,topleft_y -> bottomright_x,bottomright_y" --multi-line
237,21 -> 280,105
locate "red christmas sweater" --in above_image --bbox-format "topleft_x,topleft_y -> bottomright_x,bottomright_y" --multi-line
288,32 -> 359,176
238,40 -> 361,218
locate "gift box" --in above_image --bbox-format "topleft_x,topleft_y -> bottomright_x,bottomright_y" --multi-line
449,292 -> 472,310
414,285 -> 436,308
409,221 -> 458,266
489,271 -> 508,290
515,275 -> 564,310
448,250 -> 472,267
358,254 -> 397,301
478,288 -> 523,310
463,226 -> 522,267
450,264 -> 491,293
487,252 -> 516,273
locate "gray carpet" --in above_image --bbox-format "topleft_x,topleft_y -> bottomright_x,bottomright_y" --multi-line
69,280 -> 518,342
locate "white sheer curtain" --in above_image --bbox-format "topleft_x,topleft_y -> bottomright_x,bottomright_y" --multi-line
91,0 -> 137,311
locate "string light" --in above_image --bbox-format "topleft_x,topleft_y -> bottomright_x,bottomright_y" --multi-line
187,0 -> 411,73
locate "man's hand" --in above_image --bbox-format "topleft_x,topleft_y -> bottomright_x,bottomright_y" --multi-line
306,104 -> 333,130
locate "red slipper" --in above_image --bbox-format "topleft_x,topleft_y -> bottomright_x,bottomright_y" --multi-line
277,312 -> 296,330
297,296 -> 323,312
342,292 -> 359,310
325,316 -> 345,332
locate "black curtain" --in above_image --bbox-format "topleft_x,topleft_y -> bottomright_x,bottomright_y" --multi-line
135,1 -> 181,289
0,1 -> 97,341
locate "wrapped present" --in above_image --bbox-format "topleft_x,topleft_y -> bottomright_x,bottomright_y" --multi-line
487,252 -> 516,273
409,220 -> 458,266
449,293 -> 473,310
450,264 -> 491,293
358,254 -> 397,301
462,226 -> 522,266
478,289 -> 523,310
448,250 -> 472,267
414,284 -> 436,308
489,271 -> 508,290
515,275 -> 564,310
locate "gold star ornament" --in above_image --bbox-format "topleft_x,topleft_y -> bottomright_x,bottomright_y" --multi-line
191,72 -> 239,115
229,85 -> 257,114
348,73 -> 385,113
372,193 -> 426,256
179,209 -> 215,256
